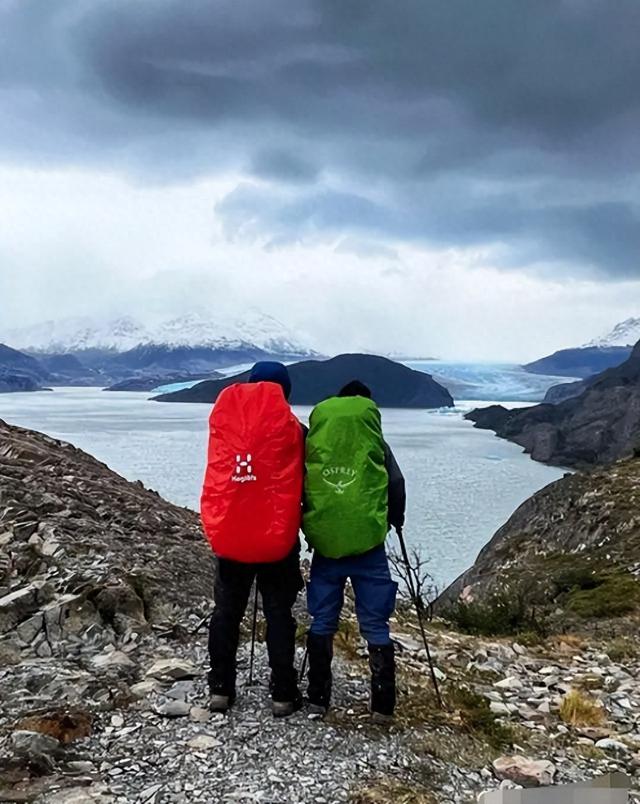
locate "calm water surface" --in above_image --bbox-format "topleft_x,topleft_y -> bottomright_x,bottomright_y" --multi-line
0,388 -> 564,588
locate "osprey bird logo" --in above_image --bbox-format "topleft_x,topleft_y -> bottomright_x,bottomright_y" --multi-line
321,466 -> 357,494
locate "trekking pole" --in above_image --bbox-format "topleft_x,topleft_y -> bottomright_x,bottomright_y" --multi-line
248,584 -> 259,686
396,527 -> 444,709
300,644 -> 309,682
299,581 -> 311,681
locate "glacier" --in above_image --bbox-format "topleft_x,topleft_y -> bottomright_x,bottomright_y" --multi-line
407,361 -> 575,402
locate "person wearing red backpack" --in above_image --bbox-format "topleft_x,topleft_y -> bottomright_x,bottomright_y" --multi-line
201,362 -> 305,717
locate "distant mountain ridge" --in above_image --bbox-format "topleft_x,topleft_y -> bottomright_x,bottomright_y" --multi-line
153,353 -> 455,408
523,317 -> 638,379
4,311 -> 316,358
1,312 -> 318,388
523,345 -> 632,379
586,317 -> 640,348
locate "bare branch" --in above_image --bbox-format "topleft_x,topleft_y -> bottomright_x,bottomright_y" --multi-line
388,546 -> 439,620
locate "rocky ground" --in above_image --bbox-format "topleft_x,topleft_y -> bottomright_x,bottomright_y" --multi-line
2,419 -> 640,803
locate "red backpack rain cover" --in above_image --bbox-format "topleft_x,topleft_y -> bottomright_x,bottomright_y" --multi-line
200,381 -> 304,563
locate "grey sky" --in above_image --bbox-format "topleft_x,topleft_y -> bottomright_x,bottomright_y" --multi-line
0,0 -> 639,359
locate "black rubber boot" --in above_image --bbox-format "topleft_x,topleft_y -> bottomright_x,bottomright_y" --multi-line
368,642 -> 396,723
306,633 -> 334,715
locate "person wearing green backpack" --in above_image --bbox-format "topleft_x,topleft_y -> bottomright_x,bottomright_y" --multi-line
302,380 -> 406,723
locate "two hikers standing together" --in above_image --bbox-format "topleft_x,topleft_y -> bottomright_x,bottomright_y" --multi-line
200,361 -> 406,722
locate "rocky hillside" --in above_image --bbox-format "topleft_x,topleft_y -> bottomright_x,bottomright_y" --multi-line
467,340 -> 640,467
543,378 -> 589,404
437,457 -> 640,620
0,419 -> 215,635
0,344 -> 50,393
154,353 -> 455,408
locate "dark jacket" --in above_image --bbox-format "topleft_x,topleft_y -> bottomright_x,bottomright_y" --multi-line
383,442 -> 406,531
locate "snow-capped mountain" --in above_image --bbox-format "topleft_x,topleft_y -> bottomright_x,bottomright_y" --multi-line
4,311 -> 316,357
586,317 -> 640,348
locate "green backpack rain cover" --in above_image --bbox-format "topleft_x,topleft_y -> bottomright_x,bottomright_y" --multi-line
303,395 -> 389,559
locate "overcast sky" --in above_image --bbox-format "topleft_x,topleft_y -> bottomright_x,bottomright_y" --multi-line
1,0 -> 639,360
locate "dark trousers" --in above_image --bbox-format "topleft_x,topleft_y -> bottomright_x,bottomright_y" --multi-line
208,543 -> 303,700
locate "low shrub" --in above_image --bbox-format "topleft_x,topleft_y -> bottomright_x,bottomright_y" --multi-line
442,584 -> 548,638
605,637 -> 639,662
566,574 -> 640,619
447,684 -> 513,749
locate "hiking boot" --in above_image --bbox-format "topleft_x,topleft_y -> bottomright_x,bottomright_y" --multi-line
269,666 -> 302,719
272,690 -> 303,718
307,702 -> 328,719
306,633 -> 334,713
209,693 -> 232,713
368,642 -> 395,722
370,710 -> 394,726
207,674 -> 236,713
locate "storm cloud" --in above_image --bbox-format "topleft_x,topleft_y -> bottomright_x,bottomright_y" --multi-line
1,0 -> 640,278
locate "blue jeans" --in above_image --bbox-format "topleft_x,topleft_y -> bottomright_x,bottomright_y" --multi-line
307,545 -> 398,645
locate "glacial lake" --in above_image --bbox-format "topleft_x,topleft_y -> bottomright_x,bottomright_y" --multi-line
0,387 -> 564,589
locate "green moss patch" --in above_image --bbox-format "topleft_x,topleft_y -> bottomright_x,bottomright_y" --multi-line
566,573 -> 640,618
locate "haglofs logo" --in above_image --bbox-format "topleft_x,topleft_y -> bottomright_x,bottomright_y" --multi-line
232,453 -> 257,483
322,466 -> 357,494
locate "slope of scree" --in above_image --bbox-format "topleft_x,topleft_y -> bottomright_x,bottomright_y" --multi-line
466,340 -> 640,467
0,417 -> 214,643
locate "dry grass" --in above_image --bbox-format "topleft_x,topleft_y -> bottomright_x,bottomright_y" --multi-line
547,634 -> 586,652
559,689 -> 606,727
350,779 -> 437,804
605,637 -> 639,662
16,710 -> 92,744
335,618 -> 364,660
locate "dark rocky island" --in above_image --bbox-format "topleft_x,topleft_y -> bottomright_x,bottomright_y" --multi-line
152,353 -> 455,408
466,340 -> 640,467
